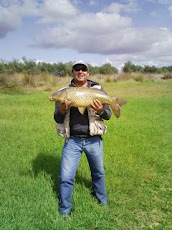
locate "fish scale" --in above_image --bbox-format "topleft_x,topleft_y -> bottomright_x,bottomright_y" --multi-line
66,87 -> 111,107
49,87 -> 127,118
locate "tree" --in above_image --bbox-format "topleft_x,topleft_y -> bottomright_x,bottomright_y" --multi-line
123,61 -> 136,73
99,63 -> 118,74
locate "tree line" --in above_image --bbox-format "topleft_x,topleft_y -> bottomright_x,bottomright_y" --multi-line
0,57 -> 118,76
0,58 -> 171,76
123,61 -> 172,73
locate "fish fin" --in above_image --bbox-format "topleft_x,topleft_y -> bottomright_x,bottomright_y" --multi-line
78,107 -> 86,115
116,98 -> 127,106
111,97 -> 127,118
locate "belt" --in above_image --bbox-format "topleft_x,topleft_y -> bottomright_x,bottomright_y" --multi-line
71,135 -> 89,139
70,135 -> 101,139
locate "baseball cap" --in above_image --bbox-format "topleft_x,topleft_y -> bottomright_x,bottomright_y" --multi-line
72,60 -> 88,70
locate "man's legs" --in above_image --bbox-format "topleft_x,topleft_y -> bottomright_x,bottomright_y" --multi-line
84,137 -> 107,204
59,138 -> 82,215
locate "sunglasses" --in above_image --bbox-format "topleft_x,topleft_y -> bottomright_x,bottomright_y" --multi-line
73,66 -> 88,72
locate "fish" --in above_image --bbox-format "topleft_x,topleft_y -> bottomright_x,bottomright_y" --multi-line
49,87 -> 127,118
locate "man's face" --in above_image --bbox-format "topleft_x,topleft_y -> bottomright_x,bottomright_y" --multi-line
72,64 -> 89,83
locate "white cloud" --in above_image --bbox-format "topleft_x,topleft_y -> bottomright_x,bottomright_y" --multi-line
168,5 -> 172,13
123,0 -> 140,12
104,3 -> 124,13
89,0 -> 96,6
0,0 -> 39,37
27,1 -> 172,68
105,58 -> 113,65
0,0 -> 20,7
32,12 -> 132,53
0,0 -> 172,68
0,0 -> 78,37
104,0 -> 140,14
0,6 -> 21,37
156,0 -> 172,4
148,0 -> 172,4
108,28 -> 172,69
33,12 -> 171,57
38,0 -> 78,23
149,10 -> 158,17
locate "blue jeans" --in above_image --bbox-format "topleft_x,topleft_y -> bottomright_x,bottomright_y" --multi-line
59,136 -> 107,214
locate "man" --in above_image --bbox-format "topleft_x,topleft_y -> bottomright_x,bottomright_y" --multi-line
54,60 -> 112,216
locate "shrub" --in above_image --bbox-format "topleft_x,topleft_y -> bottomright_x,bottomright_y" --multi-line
134,75 -> 144,82
162,73 -> 172,80
117,73 -> 133,81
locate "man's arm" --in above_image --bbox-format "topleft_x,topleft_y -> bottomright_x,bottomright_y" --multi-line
99,104 -> 112,120
54,101 -> 72,123
54,102 -> 65,123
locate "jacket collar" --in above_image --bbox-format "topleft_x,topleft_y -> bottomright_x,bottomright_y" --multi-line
69,79 -> 99,88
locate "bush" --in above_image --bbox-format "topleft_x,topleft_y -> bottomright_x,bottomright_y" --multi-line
162,73 -> 172,80
134,75 -> 144,82
0,73 -> 60,92
117,73 -> 133,81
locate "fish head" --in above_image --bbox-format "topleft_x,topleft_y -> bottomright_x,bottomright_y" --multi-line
49,87 -> 67,102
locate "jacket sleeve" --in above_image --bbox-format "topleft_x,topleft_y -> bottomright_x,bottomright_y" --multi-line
99,86 -> 112,120
99,104 -> 112,120
54,102 -> 66,123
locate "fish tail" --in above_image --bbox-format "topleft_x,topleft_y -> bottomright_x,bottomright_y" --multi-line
110,97 -> 127,118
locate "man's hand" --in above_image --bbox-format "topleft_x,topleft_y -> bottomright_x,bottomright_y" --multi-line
91,99 -> 104,115
59,100 -> 72,115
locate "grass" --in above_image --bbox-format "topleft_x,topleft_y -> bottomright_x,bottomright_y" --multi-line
0,80 -> 172,229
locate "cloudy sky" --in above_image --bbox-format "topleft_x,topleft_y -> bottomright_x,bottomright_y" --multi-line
0,0 -> 172,69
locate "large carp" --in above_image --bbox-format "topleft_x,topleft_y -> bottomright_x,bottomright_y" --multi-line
49,87 -> 127,118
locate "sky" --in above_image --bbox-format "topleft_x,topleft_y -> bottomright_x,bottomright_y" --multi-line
0,0 -> 172,69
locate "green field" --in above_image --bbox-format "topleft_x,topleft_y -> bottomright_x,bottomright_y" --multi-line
0,81 -> 172,230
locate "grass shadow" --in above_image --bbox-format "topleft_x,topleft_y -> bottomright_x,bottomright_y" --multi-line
76,170 -> 92,189
31,152 -> 92,197
31,152 -> 61,197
